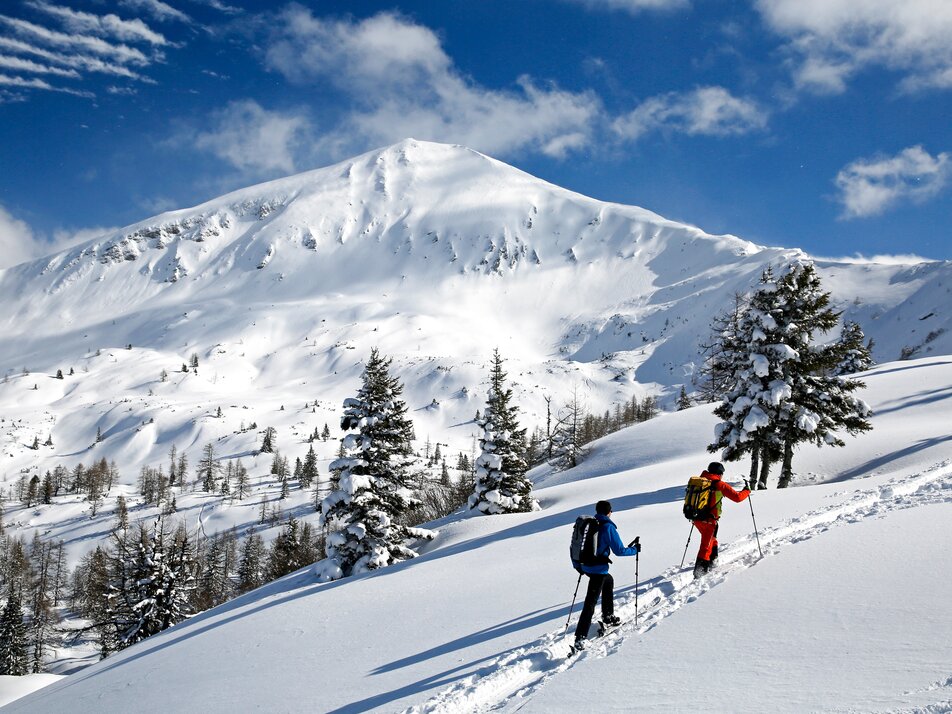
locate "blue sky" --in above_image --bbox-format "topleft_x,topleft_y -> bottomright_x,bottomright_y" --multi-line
1,0 -> 951,265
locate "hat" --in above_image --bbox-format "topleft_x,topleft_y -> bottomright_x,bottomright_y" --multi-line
595,500 -> 612,515
707,462 -> 725,475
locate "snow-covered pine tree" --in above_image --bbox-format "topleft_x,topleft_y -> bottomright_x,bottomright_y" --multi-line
0,587 -> 27,675
237,533 -> 266,594
676,386 -> 692,410
318,349 -> 435,580
259,427 -> 276,454
769,265 -> 873,487
832,320 -> 874,376
197,442 -> 221,492
708,267 -> 787,488
300,444 -> 318,488
695,293 -> 746,403
106,519 -> 194,651
710,263 -> 873,489
469,350 -> 538,514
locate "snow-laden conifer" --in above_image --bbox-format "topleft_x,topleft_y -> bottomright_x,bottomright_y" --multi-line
106,518 -> 194,650
770,265 -> 873,487
832,320 -> 874,375
709,267 -> 786,487
318,349 -> 435,580
469,350 -> 538,514
0,588 -> 27,675
710,263 -> 873,488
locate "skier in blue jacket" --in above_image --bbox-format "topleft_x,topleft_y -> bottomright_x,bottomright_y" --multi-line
573,500 -> 640,651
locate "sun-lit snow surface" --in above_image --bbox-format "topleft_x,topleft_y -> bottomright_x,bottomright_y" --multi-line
7,356 -> 952,713
0,138 -> 951,696
0,139 -> 950,509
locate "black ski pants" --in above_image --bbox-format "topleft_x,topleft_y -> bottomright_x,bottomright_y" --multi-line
574,572 -> 614,640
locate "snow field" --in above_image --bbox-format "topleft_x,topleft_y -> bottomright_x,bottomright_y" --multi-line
406,463 -> 952,713
7,356 -> 952,712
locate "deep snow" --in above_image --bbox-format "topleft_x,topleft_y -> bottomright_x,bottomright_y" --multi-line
6,356 -> 952,713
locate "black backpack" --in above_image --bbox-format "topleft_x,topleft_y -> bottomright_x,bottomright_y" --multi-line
570,516 -> 611,572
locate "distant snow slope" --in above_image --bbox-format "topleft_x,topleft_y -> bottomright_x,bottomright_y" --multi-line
8,356 -> 952,713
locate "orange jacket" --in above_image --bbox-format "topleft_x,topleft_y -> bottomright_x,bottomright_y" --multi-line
702,471 -> 750,520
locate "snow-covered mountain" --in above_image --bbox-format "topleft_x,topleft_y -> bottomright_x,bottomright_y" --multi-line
7,355 -> 952,713
1,139 -> 949,481
0,139 -> 951,703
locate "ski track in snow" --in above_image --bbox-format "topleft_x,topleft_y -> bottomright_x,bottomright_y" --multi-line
403,463 -> 952,714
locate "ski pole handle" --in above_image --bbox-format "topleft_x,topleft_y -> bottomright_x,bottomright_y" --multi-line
628,536 -> 640,548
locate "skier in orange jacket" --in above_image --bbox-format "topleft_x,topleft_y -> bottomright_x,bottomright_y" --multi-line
693,462 -> 750,578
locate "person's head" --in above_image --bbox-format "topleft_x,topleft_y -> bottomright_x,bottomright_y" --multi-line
707,461 -> 725,476
595,500 -> 612,516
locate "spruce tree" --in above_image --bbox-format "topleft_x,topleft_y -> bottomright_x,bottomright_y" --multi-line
260,427 -> 276,454
0,587 -> 27,675
300,445 -> 318,488
234,460 -> 250,500
710,263 -> 873,488
107,519 -> 194,650
469,350 -> 538,513
237,534 -> 266,593
770,265 -> 873,487
709,267 -> 786,488
197,443 -> 221,492
676,386 -> 692,411
832,320 -> 874,376
319,349 -> 435,578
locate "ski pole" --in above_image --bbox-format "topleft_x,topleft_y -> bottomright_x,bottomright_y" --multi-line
678,522 -> 694,569
744,479 -> 764,558
564,571 -> 583,635
633,536 -> 640,627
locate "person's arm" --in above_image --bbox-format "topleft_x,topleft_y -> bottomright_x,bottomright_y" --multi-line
607,524 -> 640,556
717,479 -> 750,503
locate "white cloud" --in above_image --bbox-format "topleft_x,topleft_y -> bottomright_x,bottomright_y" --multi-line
27,2 -> 170,46
0,54 -> 80,78
0,37 -> 147,80
0,72 -> 93,97
561,0 -> 689,14
263,8 -> 600,159
834,145 -> 951,219
613,86 -> 767,141
192,99 -> 312,174
0,14 -> 151,66
757,0 -> 952,94
0,205 -> 108,269
117,0 -> 192,24
187,0 -> 242,15
0,205 -> 38,269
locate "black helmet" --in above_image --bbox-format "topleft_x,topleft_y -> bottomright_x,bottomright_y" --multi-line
707,462 -> 725,475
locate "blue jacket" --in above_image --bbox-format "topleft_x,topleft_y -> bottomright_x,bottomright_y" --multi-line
579,514 -> 639,575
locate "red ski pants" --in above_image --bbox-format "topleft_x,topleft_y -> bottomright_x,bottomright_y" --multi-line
693,519 -> 719,561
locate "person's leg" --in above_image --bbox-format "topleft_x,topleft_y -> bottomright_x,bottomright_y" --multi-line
710,523 -> 720,562
693,520 -> 716,577
599,573 -> 616,618
574,574 -> 604,640
694,520 -> 716,560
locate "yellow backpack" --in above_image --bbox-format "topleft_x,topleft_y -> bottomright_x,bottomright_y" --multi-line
683,476 -> 722,520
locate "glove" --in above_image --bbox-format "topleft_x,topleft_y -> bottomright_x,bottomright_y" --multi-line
628,538 -> 641,553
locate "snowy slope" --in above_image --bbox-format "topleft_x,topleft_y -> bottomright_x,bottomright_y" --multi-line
1,139 -> 950,492
8,356 -> 952,713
